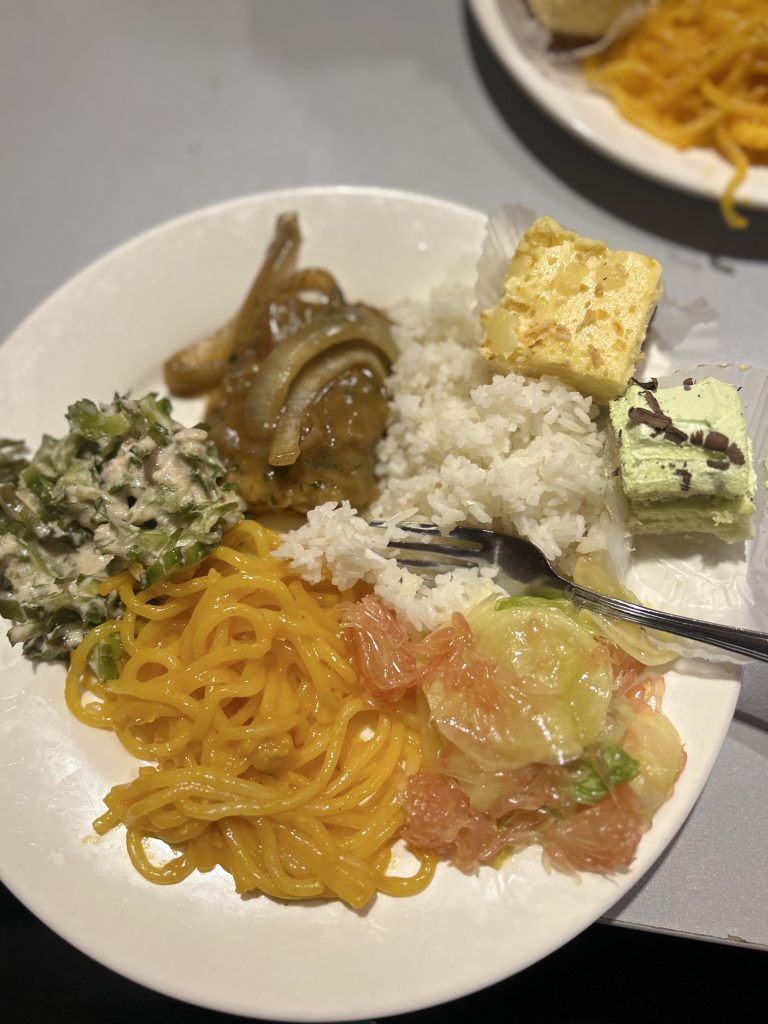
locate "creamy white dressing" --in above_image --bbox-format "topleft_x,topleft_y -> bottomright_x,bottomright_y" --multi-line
0,535 -> 19,559
1,393 -> 244,665
100,446 -> 143,491
62,545 -> 112,577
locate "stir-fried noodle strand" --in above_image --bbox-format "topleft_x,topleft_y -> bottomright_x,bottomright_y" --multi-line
585,0 -> 768,228
66,520 -> 435,908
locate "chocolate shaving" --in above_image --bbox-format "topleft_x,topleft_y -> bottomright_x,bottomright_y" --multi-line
643,390 -> 663,415
689,430 -> 704,446
704,431 -> 729,453
727,443 -> 746,465
631,377 -> 658,391
706,459 -> 730,471
664,426 -> 688,444
628,406 -> 672,431
683,377 -> 695,390
674,467 -> 692,492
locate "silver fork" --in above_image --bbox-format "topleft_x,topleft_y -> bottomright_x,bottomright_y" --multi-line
375,522 -> 768,665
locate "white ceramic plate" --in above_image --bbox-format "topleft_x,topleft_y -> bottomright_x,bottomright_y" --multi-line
0,187 -> 740,1021
469,0 -> 768,211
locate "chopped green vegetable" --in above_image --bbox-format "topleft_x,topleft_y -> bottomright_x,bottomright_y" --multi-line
0,438 -> 29,484
89,635 -> 125,682
562,745 -> 639,805
0,394 -> 243,675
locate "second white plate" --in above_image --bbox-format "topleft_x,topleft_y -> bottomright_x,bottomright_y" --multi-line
469,0 -> 768,211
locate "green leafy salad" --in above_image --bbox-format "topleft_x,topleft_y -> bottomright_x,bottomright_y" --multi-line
0,394 -> 243,669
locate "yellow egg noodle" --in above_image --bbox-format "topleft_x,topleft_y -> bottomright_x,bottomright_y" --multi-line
66,520 -> 435,909
585,0 -> 768,228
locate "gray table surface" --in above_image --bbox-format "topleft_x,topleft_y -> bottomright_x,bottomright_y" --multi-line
0,0 -> 765,959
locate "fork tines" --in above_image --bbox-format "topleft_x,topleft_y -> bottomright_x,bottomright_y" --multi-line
368,520 -> 485,572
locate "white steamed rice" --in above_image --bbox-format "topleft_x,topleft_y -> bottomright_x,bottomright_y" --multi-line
273,501 -> 502,633
371,286 -> 613,561
275,285 -> 619,632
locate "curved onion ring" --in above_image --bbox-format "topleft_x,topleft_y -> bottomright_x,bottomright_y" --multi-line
163,213 -> 301,396
268,345 -> 391,466
161,321 -> 237,397
279,267 -> 345,306
264,267 -> 347,345
243,308 -> 397,441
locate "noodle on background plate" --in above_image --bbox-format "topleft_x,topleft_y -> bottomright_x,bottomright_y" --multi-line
65,520 -> 435,909
584,0 -> 768,228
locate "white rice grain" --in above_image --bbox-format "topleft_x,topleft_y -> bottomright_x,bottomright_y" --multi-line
275,285 -> 621,632
372,287 -> 612,563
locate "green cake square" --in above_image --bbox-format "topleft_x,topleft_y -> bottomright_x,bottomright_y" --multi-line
609,376 -> 756,541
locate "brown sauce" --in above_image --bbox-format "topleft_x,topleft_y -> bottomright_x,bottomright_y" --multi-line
164,215 -> 395,517
208,363 -> 389,513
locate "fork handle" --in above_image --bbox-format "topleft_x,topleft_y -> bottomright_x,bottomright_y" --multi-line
569,584 -> 768,664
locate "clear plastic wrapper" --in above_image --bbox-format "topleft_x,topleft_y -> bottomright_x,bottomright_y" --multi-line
499,0 -> 651,64
474,203 -> 536,314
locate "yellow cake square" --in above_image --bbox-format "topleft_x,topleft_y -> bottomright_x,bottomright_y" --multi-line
481,216 -> 662,404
